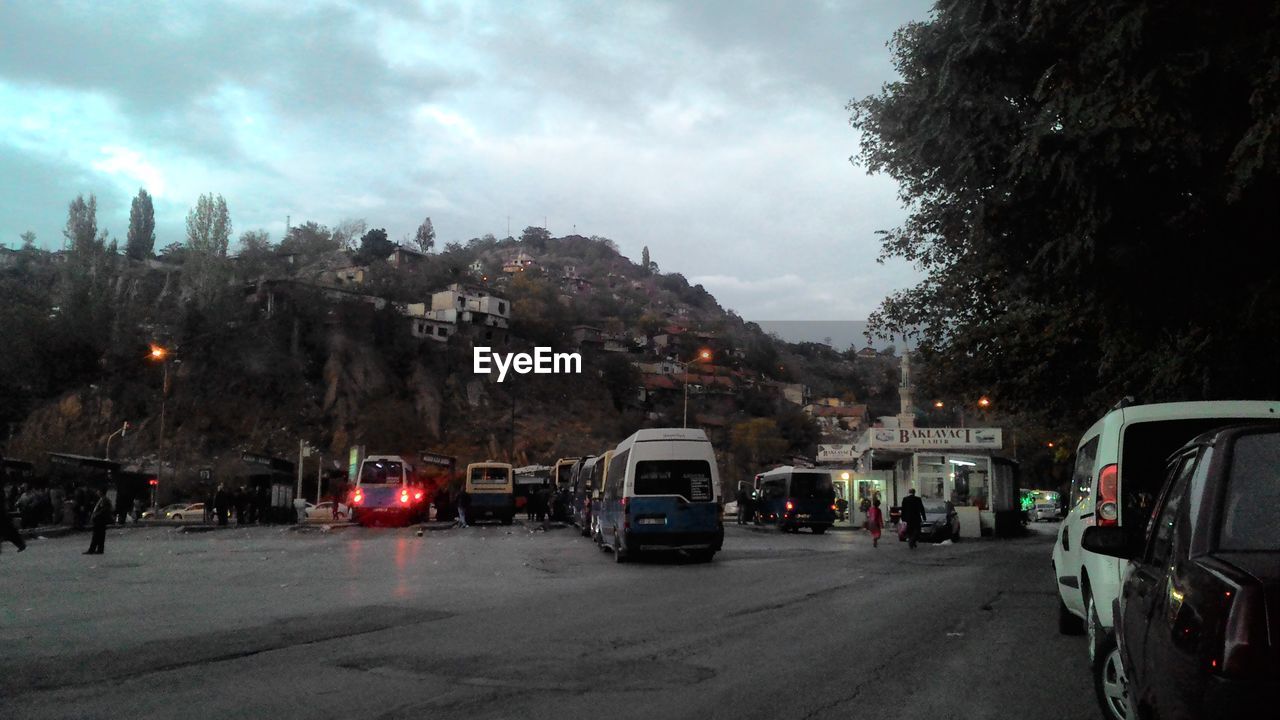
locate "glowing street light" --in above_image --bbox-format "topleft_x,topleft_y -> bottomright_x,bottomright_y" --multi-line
934,401 -> 945,409
977,396 -> 992,409
679,349 -> 713,428
147,344 -> 174,510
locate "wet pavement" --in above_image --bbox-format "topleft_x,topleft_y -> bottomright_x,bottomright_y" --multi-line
1,521 -> 1094,719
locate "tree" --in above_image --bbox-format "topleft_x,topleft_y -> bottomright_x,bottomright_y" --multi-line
19,231 -> 36,248
600,354 -> 640,411
185,193 -> 231,257
332,218 -> 367,251
413,216 -> 435,253
63,194 -> 105,256
356,228 -> 395,265
730,418 -> 789,473
848,0 -> 1280,430
279,221 -> 339,257
520,225 -> 550,250
641,246 -> 650,274
126,188 -> 156,260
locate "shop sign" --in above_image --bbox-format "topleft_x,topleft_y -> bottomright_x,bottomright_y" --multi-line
869,427 -> 1002,450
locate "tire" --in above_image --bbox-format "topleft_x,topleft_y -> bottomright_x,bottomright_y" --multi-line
501,515 -> 513,526
336,513 -> 346,521
172,514 -> 182,521
613,532 -> 627,563
1058,597 -> 1085,635
1093,633 -> 1131,720
811,525 -> 827,535
690,549 -> 715,563
952,523 -> 961,542
1087,594 -> 1108,667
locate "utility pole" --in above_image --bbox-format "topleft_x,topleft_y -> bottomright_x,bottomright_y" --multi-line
316,452 -> 324,504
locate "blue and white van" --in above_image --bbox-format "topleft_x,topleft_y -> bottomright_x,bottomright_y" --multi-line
594,428 -> 723,563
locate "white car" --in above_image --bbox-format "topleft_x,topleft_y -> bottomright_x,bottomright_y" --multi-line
164,502 -> 206,521
306,501 -> 349,521
1051,399 -> 1280,671
142,503 -> 186,520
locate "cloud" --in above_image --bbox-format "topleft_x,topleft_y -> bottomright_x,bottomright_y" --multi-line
0,0 -> 932,317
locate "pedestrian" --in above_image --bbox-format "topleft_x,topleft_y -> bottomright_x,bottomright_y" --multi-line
85,490 -> 112,555
214,484 -> 229,526
331,486 -> 342,521
900,488 -> 926,550
455,488 -> 471,528
292,495 -> 308,524
234,487 -> 247,525
735,486 -> 750,525
203,489 -> 215,524
0,487 -> 27,553
866,497 -> 884,548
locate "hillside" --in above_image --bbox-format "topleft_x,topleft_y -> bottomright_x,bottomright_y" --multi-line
0,229 -> 903,499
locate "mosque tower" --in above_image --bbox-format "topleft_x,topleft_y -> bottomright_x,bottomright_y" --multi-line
897,345 -> 916,429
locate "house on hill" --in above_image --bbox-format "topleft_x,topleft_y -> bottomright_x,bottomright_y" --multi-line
404,282 -> 511,344
503,251 -> 536,273
387,244 -> 428,267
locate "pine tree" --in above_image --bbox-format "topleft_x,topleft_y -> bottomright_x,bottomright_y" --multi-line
126,188 -> 156,260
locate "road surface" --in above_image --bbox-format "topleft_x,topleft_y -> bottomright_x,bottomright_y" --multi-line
1,521 -> 1095,719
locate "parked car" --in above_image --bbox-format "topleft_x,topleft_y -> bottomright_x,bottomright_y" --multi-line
141,503 -> 186,520
917,499 -> 960,542
1081,424 -> 1280,720
306,502 -> 348,521
1029,501 -> 1060,522
165,503 -> 205,521
1051,400 -> 1279,657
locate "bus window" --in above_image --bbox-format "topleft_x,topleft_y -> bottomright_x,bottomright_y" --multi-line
470,466 -> 510,484
360,460 -> 404,485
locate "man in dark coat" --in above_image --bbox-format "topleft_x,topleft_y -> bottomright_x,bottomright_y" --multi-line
900,488 -> 927,550
0,488 -> 27,553
455,489 -> 471,528
85,490 -> 112,554
214,484 -> 229,526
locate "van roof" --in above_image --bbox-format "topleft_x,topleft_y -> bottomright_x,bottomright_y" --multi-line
621,428 -> 710,444
758,465 -> 828,478
1081,400 -> 1280,442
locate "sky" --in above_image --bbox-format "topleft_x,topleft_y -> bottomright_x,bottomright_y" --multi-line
0,0 -> 935,324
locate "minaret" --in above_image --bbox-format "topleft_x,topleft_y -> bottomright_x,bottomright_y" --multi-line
897,346 -> 916,429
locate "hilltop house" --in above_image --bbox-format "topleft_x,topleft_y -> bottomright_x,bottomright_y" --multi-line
404,282 -> 510,344
387,244 -> 428,268
502,252 -> 536,273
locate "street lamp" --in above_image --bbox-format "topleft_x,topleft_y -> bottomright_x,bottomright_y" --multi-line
105,421 -> 130,460
678,349 -> 712,429
148,344 -> 172,510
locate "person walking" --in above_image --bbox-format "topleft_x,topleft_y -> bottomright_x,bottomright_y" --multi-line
900,488 -> 926,550
85,490 -> 112,555
455,488 -> 471,528
214,484 -> 229,526
865,497 -> 884,548
735,486 -> 750,525
0,488 -> 27,553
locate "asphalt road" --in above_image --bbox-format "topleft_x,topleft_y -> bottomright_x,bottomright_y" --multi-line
1,521 -> 1096,720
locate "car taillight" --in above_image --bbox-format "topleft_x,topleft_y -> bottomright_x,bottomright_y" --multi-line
414,491 -> 423,501
353,492 -> 363,504
1097,464 -> 1118,526
400,490 -> 410,504
1218,585 -> 1269,678
785,500 -> 794,512
831,503 -> 837,511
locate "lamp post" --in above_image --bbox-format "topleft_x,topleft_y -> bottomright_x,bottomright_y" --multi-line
678,349 -> 712,429
105,421 -> 130,460
148,344 -> 171,510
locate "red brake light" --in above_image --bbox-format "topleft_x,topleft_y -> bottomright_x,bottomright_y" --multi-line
1219,584 -> 1269,677
785,500 -> 794,511
1097,464 -> 1118,526
353,492 -> 363,504
414,491 -> 423,501
400,490 -> 410,504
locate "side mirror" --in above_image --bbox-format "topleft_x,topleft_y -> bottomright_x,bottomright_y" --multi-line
1081,526 -> 1137,560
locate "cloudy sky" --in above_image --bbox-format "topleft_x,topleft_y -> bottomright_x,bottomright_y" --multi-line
0,0 -> 934,323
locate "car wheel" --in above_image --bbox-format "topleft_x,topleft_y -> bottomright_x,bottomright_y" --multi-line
172,514 -> 182,521
336,512 -> 346,521
1058,596 -> 1085,635
1087,594 -> 1109,667
1093,634 -> 1131,720
811,525 -> 827,535
613,532 -> 627,563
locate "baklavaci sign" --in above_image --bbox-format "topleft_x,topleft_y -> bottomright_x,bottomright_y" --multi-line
870,427 -> 1002,450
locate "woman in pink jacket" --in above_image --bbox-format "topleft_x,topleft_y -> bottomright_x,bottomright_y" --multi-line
866,497 -> 884,548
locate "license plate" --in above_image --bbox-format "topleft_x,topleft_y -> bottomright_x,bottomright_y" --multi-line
797,513 -> 811,519
637,517 -> 666,525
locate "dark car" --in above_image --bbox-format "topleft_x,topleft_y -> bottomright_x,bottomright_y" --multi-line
1081,424 -> 1280,720
917,499 -> 960,542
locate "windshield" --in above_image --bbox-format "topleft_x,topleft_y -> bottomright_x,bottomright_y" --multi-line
1219,431 -> 1280,551
923,500 -> 949,514
790,472 -> 835,501
470,466 -> 511,484
359,461 -> 403,484
634,460 -> 714,502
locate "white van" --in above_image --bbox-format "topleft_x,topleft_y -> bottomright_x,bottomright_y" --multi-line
1051,400 -> 1279,664
594,428 -> 723,563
